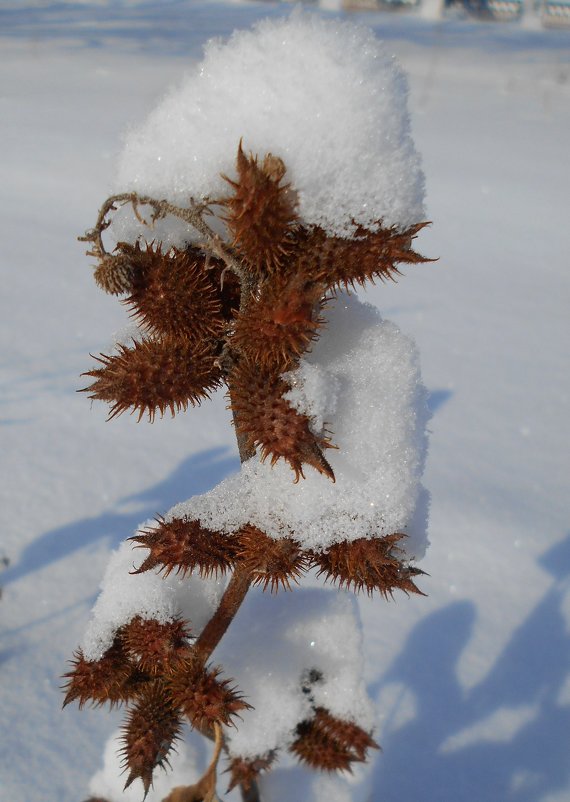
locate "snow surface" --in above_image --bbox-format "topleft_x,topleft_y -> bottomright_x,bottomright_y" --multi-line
1,3 -> 570,802
115,12 -> 425,236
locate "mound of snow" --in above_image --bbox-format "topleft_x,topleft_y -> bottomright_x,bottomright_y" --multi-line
172,294 -> 430,556
116,11 -> 425,237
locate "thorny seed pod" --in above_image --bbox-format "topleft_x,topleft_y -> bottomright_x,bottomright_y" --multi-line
235,525 -> 308,592
81,337 -> 222,421
122,242 -> 227,343
309,707 -> 379,761
225,751 -> 276,793
168,664 -> 251,731
62,638 -> 141,709
71,134 -> 432,800
120,681 -> 182,796
130,517 -> 238,579
222,142 -> 298,275
121,616 -> 193,675
230,359 -> 335,482
93,252 -> 136,295
296,221 -> 431,291
312,534 -> 426,597
290,707 -> 379,772
231,271 -> 326,370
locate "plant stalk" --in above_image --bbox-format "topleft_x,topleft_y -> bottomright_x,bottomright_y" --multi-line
193,566 -> 253,665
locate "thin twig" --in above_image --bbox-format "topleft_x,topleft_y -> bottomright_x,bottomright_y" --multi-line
79,192 -> 246,280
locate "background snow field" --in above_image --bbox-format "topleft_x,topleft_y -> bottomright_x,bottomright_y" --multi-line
1,3 -> 569,802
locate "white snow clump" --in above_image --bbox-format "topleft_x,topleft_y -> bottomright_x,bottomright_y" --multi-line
81,538 -> 225,661
116,11 -> 424,238
170,293 -> 430,558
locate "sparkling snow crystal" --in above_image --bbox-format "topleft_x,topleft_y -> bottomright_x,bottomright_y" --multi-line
116,11 -> 424,239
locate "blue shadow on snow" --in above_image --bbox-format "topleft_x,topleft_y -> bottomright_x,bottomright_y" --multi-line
2,445 -> 239,587
371,532 -> 570,802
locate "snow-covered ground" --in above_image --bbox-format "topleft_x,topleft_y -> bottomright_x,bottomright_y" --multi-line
1,3 -> 569,801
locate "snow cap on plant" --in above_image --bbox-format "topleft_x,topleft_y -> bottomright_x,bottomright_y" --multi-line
114,10 -> 424,240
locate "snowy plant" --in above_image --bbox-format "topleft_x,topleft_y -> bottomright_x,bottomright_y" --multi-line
64,13 -> 432,802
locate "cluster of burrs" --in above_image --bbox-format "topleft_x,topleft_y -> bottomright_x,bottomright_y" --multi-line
66,141 -> 429,800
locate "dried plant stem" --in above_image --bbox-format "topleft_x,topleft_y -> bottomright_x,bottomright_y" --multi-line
240,780 -> 261,802
193,566 -> 253,665
79,193 -> 246,280
192,566 -> 259,799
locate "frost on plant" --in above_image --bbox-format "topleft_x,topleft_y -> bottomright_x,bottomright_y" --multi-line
64,13 -> 432,802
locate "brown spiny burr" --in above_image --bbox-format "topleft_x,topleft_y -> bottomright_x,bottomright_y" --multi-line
231,271 -> 326,370
129,517 -> 238,579
290,707 -> 379,772
121,616 -> 193,675
93,252 -> 136,295
309,708 -> 379,760
222,142 -> 298,275
225,752 -> 276,793
120,681 -> 182,796
62,638 -> 141,709
295,221 -> 431,291
122,242 -> 226,343
168,663 -> 251,731
81,337 -> 222,421
235,525 -> 308,592
230,360 -> 335,482
311,534 -> 426,597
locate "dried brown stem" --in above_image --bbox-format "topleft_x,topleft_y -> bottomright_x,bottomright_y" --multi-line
240,780 -> 261,802
191,566 -> 259,800
79,193 -> 245,280
193,566 -> 253,665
